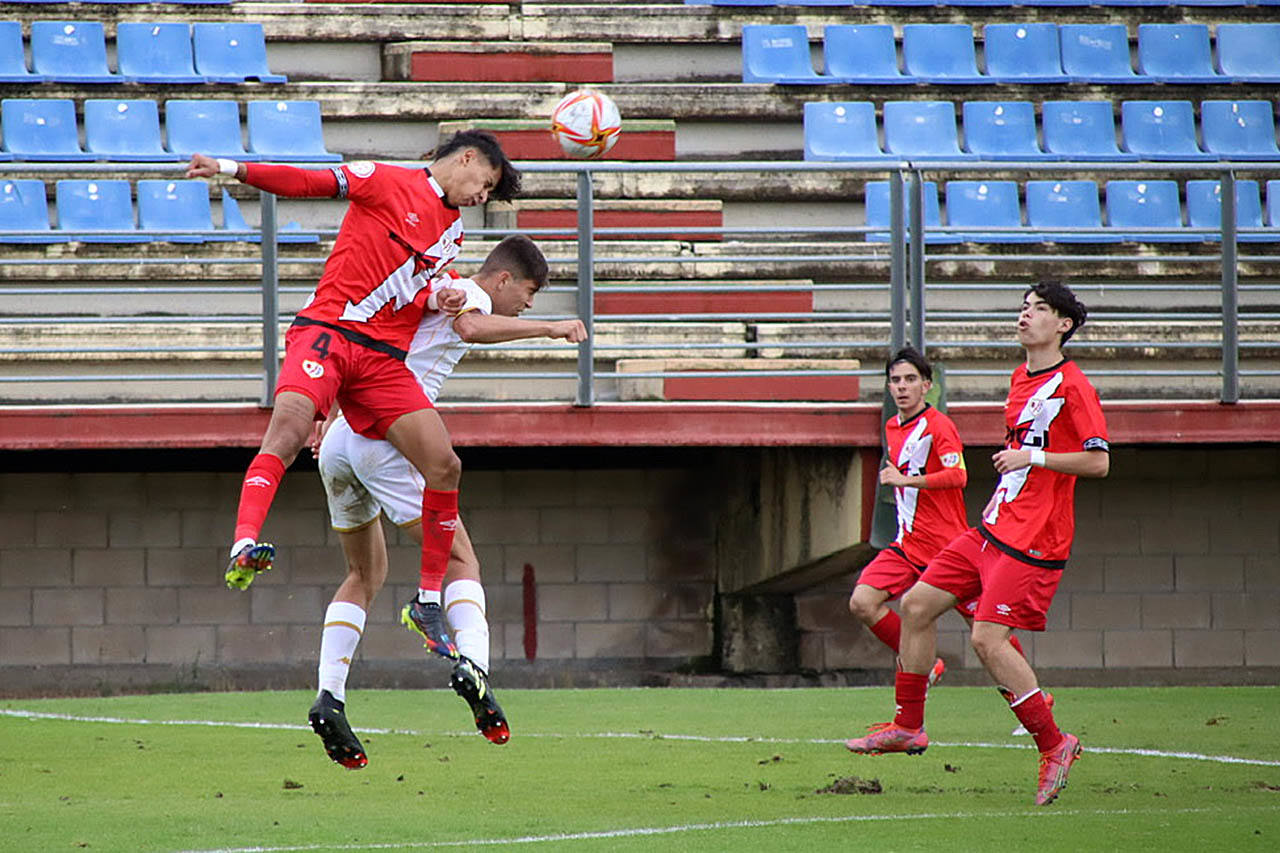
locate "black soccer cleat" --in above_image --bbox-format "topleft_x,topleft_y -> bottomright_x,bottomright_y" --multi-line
451,657 -> 509,745
400,598 -> 460,661
308,690 -> 367,769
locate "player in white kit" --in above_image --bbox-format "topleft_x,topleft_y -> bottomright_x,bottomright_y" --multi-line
307,235 -> 587,768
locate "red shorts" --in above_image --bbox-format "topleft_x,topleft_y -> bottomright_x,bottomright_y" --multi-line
275,323 -> 432,440
857,546 -> 977,618
918,527 -> 1063,631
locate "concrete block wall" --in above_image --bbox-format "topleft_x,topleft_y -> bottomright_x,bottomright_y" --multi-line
797,445 -> 1280,676
0,462 -> 716,685
2,444 -> 1276,691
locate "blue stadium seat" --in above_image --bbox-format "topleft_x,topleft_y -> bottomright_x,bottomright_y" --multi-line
1105,180 -> 1197,242
866,180 -> 959,244
883,100 -> 972,159
983,24 -> 1070,83
1215,24 -> 1280,83
164,100 -> 259,161
1186,180 -> 1272,242
1121,100 -> 1216,161
0,21 -> 44,83
1025,180 -> 1121,243
30,21 -> 122,83
1042,101 -> 1138,162
0,179 -> 64,243
137,179 -> 234,242
1269,181 -> 1280,228
1136,24 -> 1225,84
962,101 -> 1057,161
192,23 -> 287,84
84,99 -> 181,162
55,180 -> 148,243
902,25 -> 988,84
945,180 -> 1039,243
116,22 -> 207,84
802,102 -> 895,161
1058,24 -> 1152,84
246,100 -> 341,162
1199,100 -> 1280,161
220,187 -> 320,243
1,99 -> 94,161
741,24 -> 833,84
822,25 -> 915,85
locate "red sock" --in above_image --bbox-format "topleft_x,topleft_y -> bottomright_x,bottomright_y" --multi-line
233,453 -> 286,543
1008,689 -> 1063,753
892,671 -> 929,730
868,610 -> 902,653
1008,634 -> 1025,658
419,488 -> 458,592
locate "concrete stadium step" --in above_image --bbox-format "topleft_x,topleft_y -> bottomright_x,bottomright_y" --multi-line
592,280 -> 815,315
617,358 -> 861,402
4,239 -> 1279,293
437,118 -> 676,160
486,199 -> 722,241
385,41 -> 613,83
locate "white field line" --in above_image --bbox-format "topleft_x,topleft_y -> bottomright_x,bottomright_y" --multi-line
172,807 -> 1277,853
3,707 -> 1280,768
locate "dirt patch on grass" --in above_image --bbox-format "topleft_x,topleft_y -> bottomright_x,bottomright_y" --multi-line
816,776 -> 882,795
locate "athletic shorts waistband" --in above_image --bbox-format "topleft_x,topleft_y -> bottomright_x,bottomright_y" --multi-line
291,316 -> 408,361
977,526 -> 1067,570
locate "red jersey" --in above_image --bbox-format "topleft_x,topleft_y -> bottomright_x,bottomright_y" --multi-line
884,404 -> 969,567
251,161 -> 463,353
980,359 -> 1110,566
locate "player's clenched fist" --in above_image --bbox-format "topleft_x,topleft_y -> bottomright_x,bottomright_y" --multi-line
550,320 -> 588,343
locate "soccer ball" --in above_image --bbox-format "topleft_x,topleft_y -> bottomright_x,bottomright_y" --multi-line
550,89 -> 622,159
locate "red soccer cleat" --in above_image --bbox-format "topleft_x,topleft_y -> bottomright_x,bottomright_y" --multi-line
927,657 -> 946,688
845,721 -> 929,755
1035,732 -> 1081,806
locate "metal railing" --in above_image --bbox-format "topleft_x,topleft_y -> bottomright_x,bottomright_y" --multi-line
1,159 -> 1277,406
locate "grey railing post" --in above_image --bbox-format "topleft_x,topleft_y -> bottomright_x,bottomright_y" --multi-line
888,170 -> 907,355
574,169 -> 596,407
1220,171 -> 1239,404
908,169 -> 926,352
259,190 -> 280,407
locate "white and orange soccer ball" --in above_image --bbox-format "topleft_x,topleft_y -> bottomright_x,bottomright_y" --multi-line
550,89 -> 622,159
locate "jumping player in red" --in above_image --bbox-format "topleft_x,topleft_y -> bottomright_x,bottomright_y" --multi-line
186,131 -> 521,659
846,280 -> 1109,808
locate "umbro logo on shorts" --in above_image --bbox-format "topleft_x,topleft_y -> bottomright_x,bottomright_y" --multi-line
303,360 -> 325,379
996,603 -> 1013,615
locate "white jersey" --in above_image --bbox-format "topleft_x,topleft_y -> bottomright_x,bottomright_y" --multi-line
319,276 -> 489,529
408,276 -> 492,402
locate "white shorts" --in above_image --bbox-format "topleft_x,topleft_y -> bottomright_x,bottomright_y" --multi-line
318,415 -> 424,530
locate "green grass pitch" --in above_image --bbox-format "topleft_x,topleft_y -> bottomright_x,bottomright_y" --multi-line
1,686 -> 1277,852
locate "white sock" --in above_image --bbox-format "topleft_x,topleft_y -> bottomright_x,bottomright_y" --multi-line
317,601 -> 366,703
417,588 -> 441,605
231,537 -> 255,559
444,579 -> 489,673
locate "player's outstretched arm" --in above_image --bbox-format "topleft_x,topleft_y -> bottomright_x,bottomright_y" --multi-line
185,154 -> 338,198
453,313 -> 587,345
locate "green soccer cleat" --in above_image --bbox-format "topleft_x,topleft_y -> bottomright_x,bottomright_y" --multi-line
400,598 -> 460,661
224,542 -> 275,590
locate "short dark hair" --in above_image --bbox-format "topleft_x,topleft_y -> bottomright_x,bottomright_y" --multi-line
433,130 -> 522,201
1024,279 -> 1087,344
479,234 -> 549,289
885,346 -> 932,381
